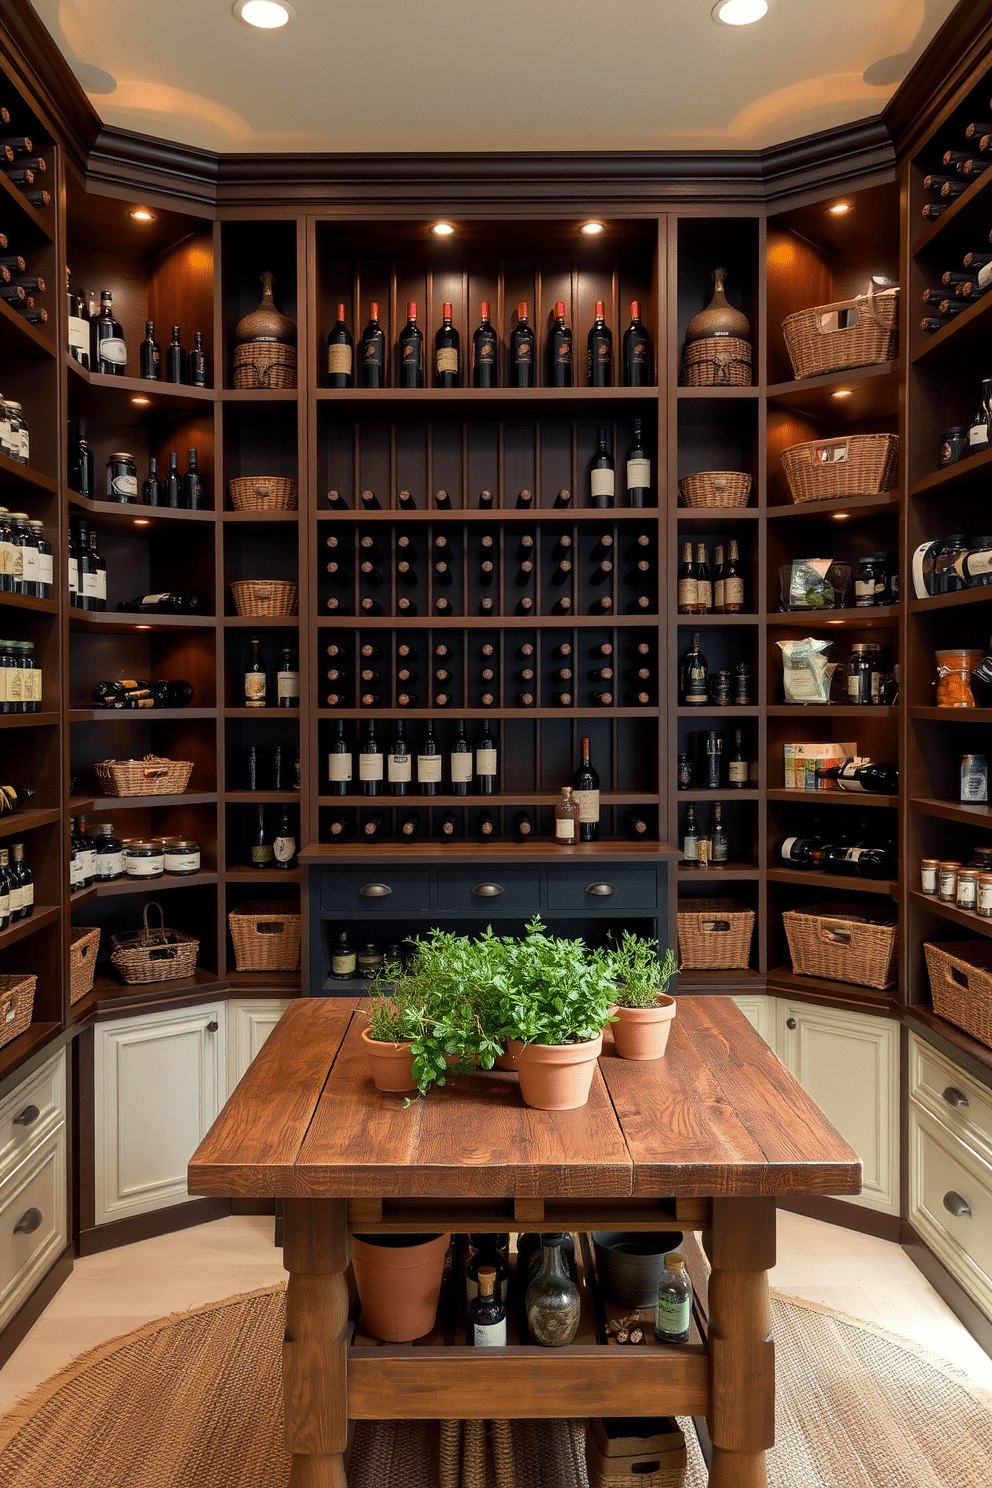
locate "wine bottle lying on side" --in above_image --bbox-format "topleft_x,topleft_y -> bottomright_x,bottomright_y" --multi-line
117,593 -> 204,613
0,785 -> 35,816
90,679 -> 193,708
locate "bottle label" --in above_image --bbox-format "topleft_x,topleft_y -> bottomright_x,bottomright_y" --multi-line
69,855 -> 81,890
781,836 -> 799,861
245,674 -> 267,707
328,752 -> 353,783
728,760 -> 748,783
21,881 -> 34,908
655,1293 -> 691,1338
332,951 -> 357,976
68,316 -> 89,355
476,746 -> 497,776
37,552 -> 53,586
590,469 -> 615,499
96,851 -> 126,878
967,551 -> 992,578
555,817 -> 576,840
683,833 -> 698,862
435,348 -> 458,375
252,845 -> 274,865
388,752 -> 412,782
111,474 -> 138,498
82,571 -> 102,597
359,753 -> 384,781
328,344 -> 353,376
8,882 -> 23,913
125,854 -> 164,877
68,556 -> 78,593
473,1318 -> 507,1347
100,337 -> 127,366
450,753 -> 473,783
970,422 -> 989,447
277,672 -> 300,700
418,755 -> 442,784
840,847 -> 867,861
96,569 -> 107,601
20,431 -> 28,462
696,580 -> 712,611
164,851 -> 199,873
626,458 -> 650,487
83,847 -> 97,879
273,835 -> 296,863
571,788 -> 600,823
847,674 -> 864,701
724,578 -> 744,607
21,546 -> 38,581
677,578 -> 698,608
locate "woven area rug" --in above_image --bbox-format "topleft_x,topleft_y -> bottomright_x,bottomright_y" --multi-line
1,1286 -> 990,1487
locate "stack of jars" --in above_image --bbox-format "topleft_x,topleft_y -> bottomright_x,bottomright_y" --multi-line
0,638 -> 41,712
921,846 -> 992,916
0,508 -> 53,596
0,397 -> 29,463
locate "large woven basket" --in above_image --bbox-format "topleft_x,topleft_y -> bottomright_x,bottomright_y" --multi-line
232,341 -> 297,390
230,579 -> 299,617
780,433 -> 899,504
677,898 -> 754,969
586,1426 -> 686,1488
94,755 -> 193,797
70,926 -> 101,1005
677,471 -> 752,508
110,902 -> 199,986
783,903 -> 897,990
228,476 -> 298,511
681,336 -> 752,388
783,285 -> 899,380
228,901 -> 301,971
0,973 -> 36,1051
924,940 -> 992,1048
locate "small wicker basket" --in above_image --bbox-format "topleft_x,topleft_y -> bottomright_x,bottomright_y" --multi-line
229,901 -> 301,971
924,941 -> 992,1049
232,341 -> 297,390
586,1430 -> 686,1488
783,284 -> 899,381
780,433 -> 899,505
230,579 -> 299,617
783,903 -> 897,990
677,471 -> 752,508
70,927 -> 101,1005
0,973 -> 36,1051
681,336 -> 752,388
228,476 -> 298,512
677,899 -> 754,970
110,902 -> 199,986
94,756 -> 193,797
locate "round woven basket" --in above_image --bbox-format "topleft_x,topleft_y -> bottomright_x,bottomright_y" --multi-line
678,471 -> 752,508
232,341 -> 297,389
228,476 -> 298,512
229,580 -> 299,617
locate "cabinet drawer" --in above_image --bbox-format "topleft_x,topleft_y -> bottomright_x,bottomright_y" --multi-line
909,1106 -> 992,1319
0,1050 -> 66,1186
436,870 -> 540,914
546,866 -> 659,912
0,1126 -> 67,1333
321,870 -> 430,915
909,1033 -> 992,1165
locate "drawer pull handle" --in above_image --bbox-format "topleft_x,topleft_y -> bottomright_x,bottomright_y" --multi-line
943,1191 -> 972,1219
942,1086 -> 970,1109
786,1018 -> 797,1030
585,882 -> 617,897
13,1207 -> 42,1236
13,1104 -> 40,1127
471,883 -> 504,898
207,1021 -> 219,1033
359,883 -> 392,898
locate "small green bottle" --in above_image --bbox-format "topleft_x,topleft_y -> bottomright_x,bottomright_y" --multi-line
654,1252 -> 692,1344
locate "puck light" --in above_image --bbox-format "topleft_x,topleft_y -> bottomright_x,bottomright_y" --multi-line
234,1 -> 296,29
712,0 -> 770,25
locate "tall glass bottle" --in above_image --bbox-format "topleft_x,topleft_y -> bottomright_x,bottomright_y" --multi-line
476,721 -> 497,794
360,302 -> 386,387
434,301 -> 460,388
398,302 -> 424,388
165,325 -> 186,383
722,540 -> 744,614
681,632 -> 709,705
473,302 -> 498,388
327,302 -> 354,388
571,736 -> 600,842
163,452 -> 181,508
654,1253 -> 692,1344
547,300 -> 573,386
327,719 -> 352,795
252,806 -> 273,868
10,841 -> 33,919
359,720 -> 383,796
510,302 -> 535,388
277,647 -> 299,708
587,300 -> 613,386
66,270 -> 90,368
677,541 -> 698,615
182,448 -> 203,510
142,456 -> 161,506
245,637 -> 266,708
190,331 -> 208,386
525,1234 -> 581,1346
273,808 -> 297,869
139,320 -> 160,380
450,721 -> 472,796
91,290 -> 126,375
590,428 -> 615,508
388,719 -> 411,796
625,418 -> 650,507
622,300 -> 652,386
418,721 -> 441,795
68,418 -> 94,498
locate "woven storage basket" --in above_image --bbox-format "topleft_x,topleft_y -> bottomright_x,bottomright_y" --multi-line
228,901 -> 301,971
110,902 -> 199,986
232,341 -> 297,390
783,903 -> 897,990
677,471 -> 752,508
681,336 -> 752,388
69,926 -> 100,1005
586,1431 -> 686,1488
780,433 -> 898,504
0,973 -> 35,1051
229,579 -> 298,617
228,476 -> 298,512
677,899 -> 754,969
94,755 -> 193,797
783,285 -> 899,380
924,941 -> 992,1049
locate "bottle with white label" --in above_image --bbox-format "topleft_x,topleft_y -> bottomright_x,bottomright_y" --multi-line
590,428 -> 615,508
359,720 -> 383,796
434,301 -> 460,388
273,808 -> 297,869
418,721 -> 442,796
75,815 -> 97,886
554,785 -> 580,844
277,647 -> 299,708
28,521 -> 51,599
0,849 -> 12,929
91,290 -> 127,375
968,377 -> 992,450
328,719 -> 352,795
66,269 -> 90,369
327,302 -> 354,388
570,736 -> 600,842
92,822 -> 126,881
450,721 -> 472,797
245,637 -> 266,709
387,719 -> 411,796
626,418 -> 650,506
469,1265 -> 507,1347
475,721 -> 497,795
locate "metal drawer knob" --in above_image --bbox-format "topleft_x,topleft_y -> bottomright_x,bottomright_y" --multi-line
13,1104 -> 40,1127
207,1021 -> 219,1033
786,1018 -> 797,1030
359,883 -> 392,898
585,883 -> 617,897
943,1191 -> 972,1219
13,1207 -> 42,1235
942,1086 -> 970,1109
471,883 -> 504,898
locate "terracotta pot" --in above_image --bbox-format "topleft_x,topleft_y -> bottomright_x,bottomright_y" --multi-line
361,1027 -> 417,1094
515,1033 -> 603,1110
610,994 -> 677,1061
494,1038 -> 524,1072
350,1232 -> 450,1342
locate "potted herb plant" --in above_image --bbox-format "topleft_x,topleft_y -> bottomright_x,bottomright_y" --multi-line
603,931 -> 678,1061
359,985 -> 420,1094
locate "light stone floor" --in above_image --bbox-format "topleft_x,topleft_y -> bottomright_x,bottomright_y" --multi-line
1,1208 -> 991,1419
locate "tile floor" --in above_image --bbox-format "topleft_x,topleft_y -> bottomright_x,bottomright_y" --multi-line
1,1207 -> 990,1418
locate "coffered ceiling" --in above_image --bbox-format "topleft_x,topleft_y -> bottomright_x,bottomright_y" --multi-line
31,0 -> 960,155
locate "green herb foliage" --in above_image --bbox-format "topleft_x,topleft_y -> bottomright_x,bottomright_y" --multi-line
602,931 -> 677,1009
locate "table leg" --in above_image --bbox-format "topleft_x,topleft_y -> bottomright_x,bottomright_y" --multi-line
704,1197 -> 776,1488
283,1197 -> 349,1488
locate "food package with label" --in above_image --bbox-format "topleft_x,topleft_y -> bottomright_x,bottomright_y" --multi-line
783,741 -> 860,790
777,636 -> 834,704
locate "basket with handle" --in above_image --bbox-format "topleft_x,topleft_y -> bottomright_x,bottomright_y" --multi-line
70,926 -> 101,1005
680,336 -> 752,387
779,433 -> 898,504
677,471 -> 752,508
924,940 -> 992,1048
110,902 -> 199,986
783,902 -> 897,989
782,282 -> 899,380
229,579 -> 299,617
228,901 -> 301,971
232,341 -> 297,389
94,755 -> 193,797
0,974 -> 36,1051
677,899 -> 754,969
228,476 -> 298,512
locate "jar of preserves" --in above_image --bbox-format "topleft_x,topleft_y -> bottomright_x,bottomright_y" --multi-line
123,840 -> 164,878
940,426 -> 969,466
978,874 -> 992,917
4,400 -> 26,464
163,837 -> 200,875
935,535 -> 969,594
920,858 -> 940,895
938,861 -> 961,902
106,451 -> 138,503
852,555 -> 882,607
935,648 -> 983,707
956,869 -> 979,911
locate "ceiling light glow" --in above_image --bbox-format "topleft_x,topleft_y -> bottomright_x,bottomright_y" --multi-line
712,0 -> 769,25
129,208 -> 154,222
233,0 -> 296,29
581,222 -> 605,236
829,202 -> 852,215
431,222 -> 455,237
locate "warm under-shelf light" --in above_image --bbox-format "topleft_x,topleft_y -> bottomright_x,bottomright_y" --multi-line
832,513 -> 850,521
431,222 -> 455,237
133,519 -> 149,526
581,221 -> 605,236
829,202 -> 852,215
129,208 -> 154,222
832,389 -> 853,399
131,396 -> 151,406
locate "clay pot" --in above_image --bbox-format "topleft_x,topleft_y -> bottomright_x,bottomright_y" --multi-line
494,1038 -> 524,1072
610,994 -> 677,1061
350,1232 -> 450,1342
235,271 -> 297,346
361,1027 -> 417,1094
515,1033 -> 603,1110
685,267 -> 749,344
592,1230 -> 684,1308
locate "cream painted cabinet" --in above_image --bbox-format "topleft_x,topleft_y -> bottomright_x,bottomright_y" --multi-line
0,1051 -> 67,1332
731,994 -> 776,1047
226,999 -> 291,1093
777,999 -> 900,1215
93,1004 -> 226,1227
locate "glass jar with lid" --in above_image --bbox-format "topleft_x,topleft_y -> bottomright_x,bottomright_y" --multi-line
162,838 -> 200,875
852,555 -> 882,608
92,823 -> 126,881
957,869 -> 979,911
935,535 -> 970,594
0,639 -> 14,714
0,400 -> 10,460
940,426 -> 969,466
106,451 -> 138,503
6,401 -> 27,464
21,640 -> 39,712
0,509 -> 12,593
6,513 -> 27,592
124,840 -> 165,878
11,513 -> 38,596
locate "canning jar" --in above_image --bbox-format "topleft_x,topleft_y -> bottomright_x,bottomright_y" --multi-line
935,648 -> 983,707
124,840 -> 164,878
163,838 -> 200,875
106,451 -> 138,503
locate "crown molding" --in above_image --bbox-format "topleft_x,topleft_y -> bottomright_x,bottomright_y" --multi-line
0,0 -> 100,174
885,0 -> 992,161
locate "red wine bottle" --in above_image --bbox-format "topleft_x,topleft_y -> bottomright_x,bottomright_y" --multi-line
547,300 -> 573,387
473,301 -> 498,388
327,302 -> 354,387
398,302 -> 424,388
360,302 -> 386,387
623,301 -> 652,386
510,301 -> 535,388
434,301 -> 460,388
587,300 -> 613,386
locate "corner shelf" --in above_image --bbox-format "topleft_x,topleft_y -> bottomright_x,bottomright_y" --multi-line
909,797 -> 992,827
765,867 -> 898,897
907,889 -> 992,939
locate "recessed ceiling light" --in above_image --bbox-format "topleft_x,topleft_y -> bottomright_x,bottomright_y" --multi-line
581,222 -> 605,236
832,389 -> 853,399
233,0 -> 296,29
712,0 -> 769,25
431,222 -> 455,237
829,202 -> 852,215
129,208 -> 154,222
131,396 -> 151,406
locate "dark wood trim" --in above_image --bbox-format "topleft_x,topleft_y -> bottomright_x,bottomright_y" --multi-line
903,1229 -> 992,1358
0,0 -> 100,173
0,1245 -> 73,1370
76,1197 -> 231,1257
884,0 -> 992,163
73,1027 -> 95,1236
230,1198 -> 278,1218
777,1194 -> 903,1243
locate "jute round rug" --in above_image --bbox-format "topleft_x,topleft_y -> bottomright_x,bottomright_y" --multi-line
1,1286 -> 990,1487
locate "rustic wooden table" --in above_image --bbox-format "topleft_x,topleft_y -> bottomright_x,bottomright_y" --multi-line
189,996 -> 861,1488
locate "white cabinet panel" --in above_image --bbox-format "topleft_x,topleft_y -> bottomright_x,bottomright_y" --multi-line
732,995 -> 776,1048
909,1104 -> 992,1320
0,1126 -> 67,1332
227,999 -> 291,1094
0,1049 -> 65,1186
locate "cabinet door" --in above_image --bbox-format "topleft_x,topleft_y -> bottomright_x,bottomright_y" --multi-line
227,999 -> 291,1092
732,995 -> 776,1049
94,1004 -> 226,1226
777,999 -> 899,1215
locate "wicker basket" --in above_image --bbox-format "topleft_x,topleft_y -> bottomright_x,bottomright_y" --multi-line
228,476 -> 298,512
924,941 -> 992,1049
232,341 -> 297,390
229,579 -> 299,617
783,285 -> 899,381
70,927 -> 101,1005
783,903 -> 898,990
677,471 -> 752,508
681,336 -> 752,388
94,755 -> 193,797
110,902 -> 199,986
586,1432 -> 686,1488
677,899 -> 755,970
780,433 -> 899,505
229,901 -> 301,971
0,973 -> 36,1051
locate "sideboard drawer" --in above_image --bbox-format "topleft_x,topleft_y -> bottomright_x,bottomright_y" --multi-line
0,1125 -> 67,1333
321,870 -> 431,915
909,1105 -> 992,1319
909,1033 -> 992,1165
436,870 -> 540,914
546,866 -> 659,912
0,1050 -> 66,1187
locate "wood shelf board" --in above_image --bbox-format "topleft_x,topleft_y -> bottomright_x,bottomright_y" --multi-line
766,705 -> 898,718
677,863 -> 758,879
907,889 -> 992,940
223,615 -> 300,627
910,797 -> 992,826
765,492 -> 899,521
69,611 -> 215,632
676,508 -> 760,522
223,971 -> 301,991
301,838 -> 680,865
909,587 -> 992,614
0,712 -> 59,728
677,706 -> 759,718
909,706 -> 992,723
0,169 -> 55,243
67,493 -> 216,527
90,871 -> 219,898
327,616 -> 660,629
67,358 -> 216,411
908,446 -> 992,499
0,293 -> 56,359
225,791 -> 301,803
0,1024 -> 62,1089
765,867 -> 899,897
0,453 -> 58,494
0,808 -> 60,838
903,1005 -> 992,1080
0,906 -> 60,952
766,966 -> 898,1009
225,707 -> 301,720
676,386 -> 759,400
317,387 -> 659,410
766,789 -> 899,809
675,613 -> 759,626
0,591 -> 58,614
69,708 -> 216,722
768,606 -> 899,627
317,791 -> 661,807
224,867 -> 302,882
219,389 -> 298,403
765,362 -> 899,421
319,508 -> 660,523
77,792 -> 217,811
222,510 -> 300,523
677,789 -> 759,801
316,708 -> 657,721
912,163 -> 992,259
72,967 -> 231,1025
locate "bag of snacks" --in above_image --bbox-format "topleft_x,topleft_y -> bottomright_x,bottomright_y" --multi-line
778,637 -> 834,705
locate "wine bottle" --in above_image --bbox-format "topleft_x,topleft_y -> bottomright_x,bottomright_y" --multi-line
361,561 -> 384,587
166,325 -> 186,384
245,636 -> 266,708
590,596 -> 613,614
822,841 -> 894,879
68,419 -> 94,498
677,541 -> 697,614
515,810 -> 534,838
478,488 -> 494,509
475,722 -> 497,794
140,320 -> 161,380
590,642 -> 613,660
0,785 -> 35,817
587,300 -> 613,386
571,736 -> 600,842
399,810 -> 420,838
418,721 -> 441,795
387,720 -> 411,795
681,632 -> 708,705
182,448 -> 203,509
439,811 -> 458,839
711,804 -> 728,864
479,810 -> 495,837
969,378 -> 992,451
84,525 -> 106,611
545,299 -> 573,386
273,809 -> 297,869
625,811 -> 649,838
625,418 -> 650,507
9,842 -> 33,920
450,721 -> 472,796
360,598 -> 383,617
398,488 -> 417,509
723,540 -> 744,613
117,593 -> 203,613
398,301 -> 424,388
473,301 -> 498,388
682,804 -> 699,865
327,302 -> 354,387
91,290 -> 126,375
510,301 -> 535,388
359,302 -> 386,387
252,806 -> 273,868
363,813 -> 385,839
727,729 -> 748,788
814,760 -> 898,794
360,488 -> 380,510
328,719 -> 352,794
434,301 -> 460,388
623,301 -> 652,387
359,720 -> 383,796
469,1265 -> 507,1347
190,331 -> 208,386
695,543 -> 712,613
396,596 -> 417,615
590,429 -> 615,507
142,457 -> 161,506
277,647 -> 299,708
164,452 -> 182,508
66,271 -> 90,369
